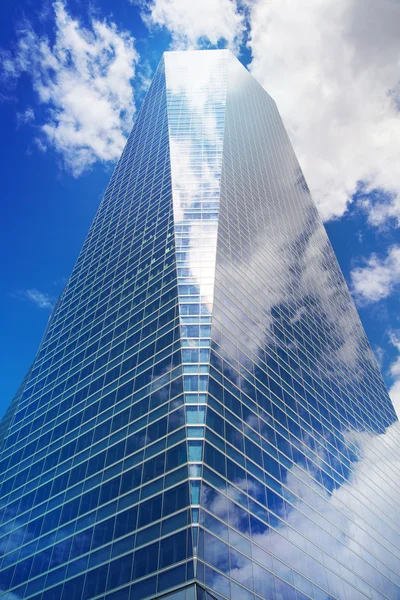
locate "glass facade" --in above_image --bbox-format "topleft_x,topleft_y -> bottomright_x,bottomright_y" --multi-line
0,50 -> 399,600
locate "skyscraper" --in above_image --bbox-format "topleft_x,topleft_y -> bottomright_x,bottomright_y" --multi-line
0,48 -> 399,600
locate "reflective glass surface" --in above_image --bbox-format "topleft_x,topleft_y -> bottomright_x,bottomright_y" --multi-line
0,56 -> 192,600
197,52 -> 400,600
0,50 -> 399,600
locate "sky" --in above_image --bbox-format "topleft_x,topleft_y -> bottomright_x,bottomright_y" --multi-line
0,0 -> 399,420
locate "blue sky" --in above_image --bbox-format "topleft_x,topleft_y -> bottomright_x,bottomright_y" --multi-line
0,0 -> 399,419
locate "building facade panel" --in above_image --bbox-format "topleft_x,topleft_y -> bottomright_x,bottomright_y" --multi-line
199,52 -> 400,600
0,50 -> 399,600
0,57 -> 193,600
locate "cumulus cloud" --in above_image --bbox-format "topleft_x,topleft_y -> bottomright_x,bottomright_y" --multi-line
13,289 -> 54,310
247,0 -> 400,224
2,1 -> 138,175
350,245 -> 400,304
141,0 -> 245,50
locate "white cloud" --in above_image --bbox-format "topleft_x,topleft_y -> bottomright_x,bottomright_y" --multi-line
349,246 -> 400,414
3,2 -> 138,175
142,0 -> 245,50
16,107 -> 34,127
350,245 -> 400,304
247,0 -> 400,224
13,289 -> 54,310
359,189 -> 400,230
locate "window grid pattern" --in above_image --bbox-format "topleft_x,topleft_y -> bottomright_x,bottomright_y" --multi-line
0,50 -> 399,600
165,50 -> 229,551
196,52 -> 400,600
0,57 -> 193,599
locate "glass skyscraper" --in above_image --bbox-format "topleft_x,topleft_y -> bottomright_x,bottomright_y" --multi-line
1,49 -> 399,600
